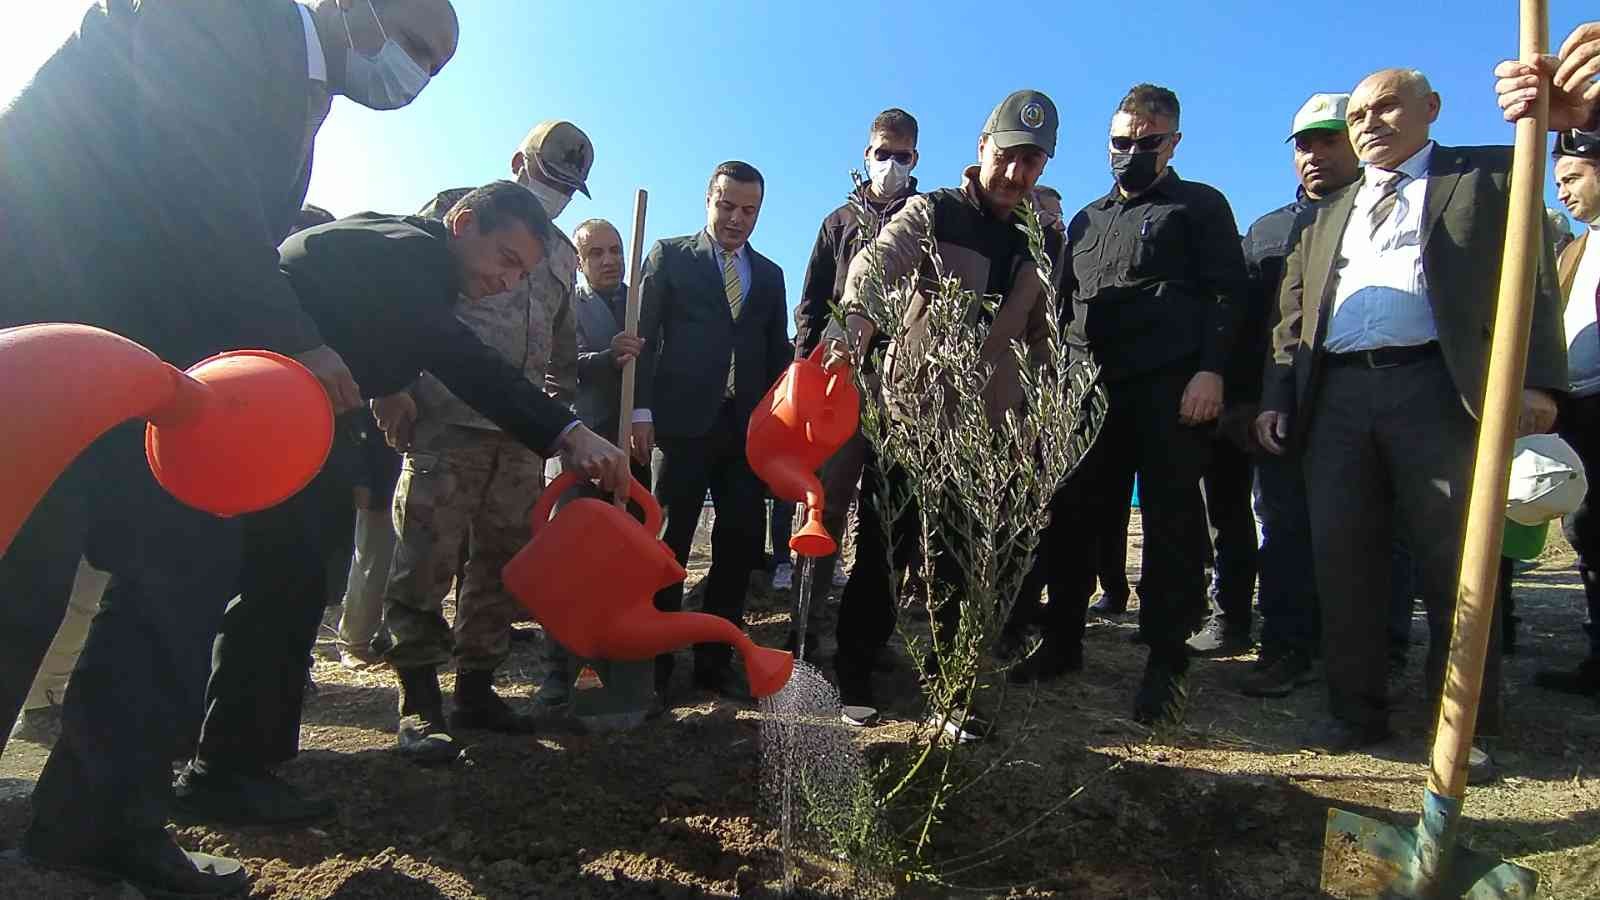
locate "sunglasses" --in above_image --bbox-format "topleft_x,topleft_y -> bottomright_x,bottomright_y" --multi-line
1109,133 -> 1172,153
871,148 -> 915,164
1557,130 -> 1600,158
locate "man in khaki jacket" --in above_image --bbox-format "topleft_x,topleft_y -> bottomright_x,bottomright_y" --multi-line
830,89 -> 1062,739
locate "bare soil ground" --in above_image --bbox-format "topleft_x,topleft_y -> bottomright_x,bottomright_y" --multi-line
3,512 -> 1599,899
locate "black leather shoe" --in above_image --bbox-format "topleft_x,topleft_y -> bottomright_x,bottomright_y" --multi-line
1534,656 -> 1600,696
1007,636 -> 1084,685
395,665 -> 458,766
1240,650 -> 1315,698
18,830 -> 249,898
172,765 -> 335,827
1301,718 -> 1391,754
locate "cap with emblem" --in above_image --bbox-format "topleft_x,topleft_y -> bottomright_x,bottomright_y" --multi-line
983,89 -> 1058,158
1555,129 -> 1600,160
522,120 -> 594,198
1287,93 -> 1349,142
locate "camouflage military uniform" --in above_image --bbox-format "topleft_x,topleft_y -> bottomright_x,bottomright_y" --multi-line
383,188 -> 579,672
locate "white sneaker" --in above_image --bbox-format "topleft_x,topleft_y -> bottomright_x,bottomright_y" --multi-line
772,563 -> 794,591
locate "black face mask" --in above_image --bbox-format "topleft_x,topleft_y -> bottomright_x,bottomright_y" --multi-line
1111,151 -> 1161,193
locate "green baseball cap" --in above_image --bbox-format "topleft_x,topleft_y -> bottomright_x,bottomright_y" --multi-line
1287,93 -> 1349,141
983,89 -> 1058,158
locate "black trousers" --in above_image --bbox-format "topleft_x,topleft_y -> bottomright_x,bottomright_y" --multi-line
655,402 -> 764,674
1026,368 -> 1214,664
1303,355 -> 1501,734
1096,469 -> 1135,601
1202,435 -> 1259,627
191,468 -> 352,774
1560,392 -> 1600,656
3,424 -> 240,859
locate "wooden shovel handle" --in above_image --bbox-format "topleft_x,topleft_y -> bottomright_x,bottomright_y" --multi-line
1428,0 -> 1547,799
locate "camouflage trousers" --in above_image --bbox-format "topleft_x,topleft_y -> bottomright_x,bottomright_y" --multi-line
383,424 -> 545,672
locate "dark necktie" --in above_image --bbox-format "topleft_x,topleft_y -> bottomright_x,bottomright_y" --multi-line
1367,171 -> 1405,239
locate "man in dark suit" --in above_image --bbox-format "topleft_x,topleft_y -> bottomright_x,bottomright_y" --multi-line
1257,68 -> 1567,756
0,1 -> 457,894
632,162 -> 790,699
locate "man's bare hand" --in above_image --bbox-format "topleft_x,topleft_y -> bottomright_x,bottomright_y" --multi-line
1254,410 -> 1290,456
610,332 -> 644,369
629,421 -> 654,467
559,423 -> 630,494
1495,24 -> 1600,130
1179,371 -> 1224,426
820,336 -> 853,372
371,392 -> 417,451
1518,388 -> 1559,437
295,344 -> 362,413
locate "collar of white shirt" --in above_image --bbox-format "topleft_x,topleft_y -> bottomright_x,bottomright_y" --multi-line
1363,140 -> 1434,189
297,3 -> 327,84
706,230 -> 748,263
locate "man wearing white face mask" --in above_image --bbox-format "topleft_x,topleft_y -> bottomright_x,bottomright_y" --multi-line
369,121 -> 592,764
0,0 -> 456,894
793,108 -> 921,707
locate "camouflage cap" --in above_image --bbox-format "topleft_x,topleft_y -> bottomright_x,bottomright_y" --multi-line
523,120 -> 594,198
983,89 -> 1058,158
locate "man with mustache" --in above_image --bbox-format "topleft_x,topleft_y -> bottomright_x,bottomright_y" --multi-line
1258,68 -> 1565,757
1010,84 -> 1247,729
631,161 -> 791,701
829,89 -> 1065,741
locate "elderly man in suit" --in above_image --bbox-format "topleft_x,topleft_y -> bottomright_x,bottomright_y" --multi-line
0,1 -> 457,894
632,162 -> 790,700
574,219 -> 648,454
1257,68 -> 1566,757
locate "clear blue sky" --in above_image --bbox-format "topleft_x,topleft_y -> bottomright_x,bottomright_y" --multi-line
5,2 -> 1596,320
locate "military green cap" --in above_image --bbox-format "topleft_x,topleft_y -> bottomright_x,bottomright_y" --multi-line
983,89 -> 1058,158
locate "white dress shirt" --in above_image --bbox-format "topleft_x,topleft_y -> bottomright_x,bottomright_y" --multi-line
1324,142 -> 1439,353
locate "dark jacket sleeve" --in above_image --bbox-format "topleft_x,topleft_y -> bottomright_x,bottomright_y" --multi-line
634,241 -> 671,416
131,1 -> 323,355
794,220 -> 838,358
766,259 -> 792,385
1195,190 -> 1249,375
1262,223 -> 1308,417
423,312 -> 578,453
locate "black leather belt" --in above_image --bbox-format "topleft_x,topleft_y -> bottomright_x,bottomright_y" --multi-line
1325,342 -> 1439,369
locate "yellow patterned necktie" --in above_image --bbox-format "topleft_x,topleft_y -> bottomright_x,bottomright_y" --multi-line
723,250 -> 743,397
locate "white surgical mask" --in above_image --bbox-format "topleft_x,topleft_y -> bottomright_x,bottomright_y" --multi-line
520,168 -> 573,220
866,156 -> 912,197
341,0 -> 431,110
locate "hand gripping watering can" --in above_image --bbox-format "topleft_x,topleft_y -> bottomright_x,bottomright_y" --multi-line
0,324 -> 334,555
745,345 -> 860,557
503,471 -> 795,699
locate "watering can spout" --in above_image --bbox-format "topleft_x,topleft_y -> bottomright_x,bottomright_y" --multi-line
0,324 -> 334,557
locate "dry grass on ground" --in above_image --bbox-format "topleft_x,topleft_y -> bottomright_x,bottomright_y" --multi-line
3,512 -> 1599,898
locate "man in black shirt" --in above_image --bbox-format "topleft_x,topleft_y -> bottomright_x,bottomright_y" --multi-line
1010,85 -> 1247,727
792,107 -> 921,670
173,183 -> 627,824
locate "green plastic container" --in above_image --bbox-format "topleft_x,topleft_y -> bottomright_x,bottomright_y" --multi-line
1501,518 -> 1549,561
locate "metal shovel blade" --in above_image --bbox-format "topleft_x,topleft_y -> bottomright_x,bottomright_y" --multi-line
1321,807 -> 1538,899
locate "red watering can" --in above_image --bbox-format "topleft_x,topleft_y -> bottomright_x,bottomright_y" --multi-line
746,345 -> 861,557
503,471 -> 795,699
0,324 -> 334,556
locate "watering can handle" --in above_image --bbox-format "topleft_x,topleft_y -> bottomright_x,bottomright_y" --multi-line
805,342 -> 851,398
529,471 -> 661,537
